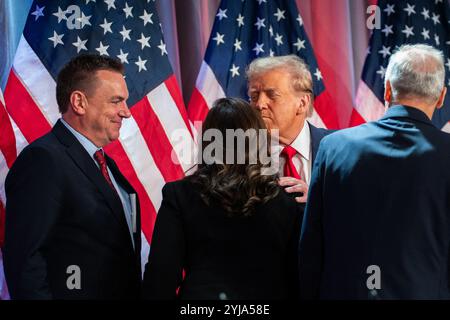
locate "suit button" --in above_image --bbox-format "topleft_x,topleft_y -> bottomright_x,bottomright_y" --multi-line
219,292 -> 228,300
369,289 -> 378,299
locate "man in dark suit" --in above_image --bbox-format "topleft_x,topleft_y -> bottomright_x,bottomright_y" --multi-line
3,54 -> 141,299
299,44 -> 450,299
246,55 -> 330,210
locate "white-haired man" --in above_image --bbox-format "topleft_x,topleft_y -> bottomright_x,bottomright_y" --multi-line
246,55 -> 331,213
299,44 -> 450,299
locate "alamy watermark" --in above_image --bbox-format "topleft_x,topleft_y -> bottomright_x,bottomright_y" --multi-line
66,265 -> 81,290
366,264 -> 381,290
366,5 -> 381,30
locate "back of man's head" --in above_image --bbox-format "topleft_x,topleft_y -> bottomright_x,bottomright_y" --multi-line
56,54 -> 124,114
385,44 -> 445,105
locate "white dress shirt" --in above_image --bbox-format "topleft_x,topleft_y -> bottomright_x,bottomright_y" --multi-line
274,122 -> 312,184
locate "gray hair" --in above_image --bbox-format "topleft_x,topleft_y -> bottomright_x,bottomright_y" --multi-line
385,44 -> 445,103
246,55 -> 314,116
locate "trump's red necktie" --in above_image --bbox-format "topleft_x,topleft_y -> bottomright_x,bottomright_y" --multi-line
280,145 -> 302,180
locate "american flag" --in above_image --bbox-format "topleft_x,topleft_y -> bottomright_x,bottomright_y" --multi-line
0,88 -> 10,299
187,0 -> 340,130
353,0 -> 450,132
0,0 -> 195,299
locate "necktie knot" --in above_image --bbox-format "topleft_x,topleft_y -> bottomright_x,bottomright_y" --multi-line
280,145 -> 302,179
94,150 -> 106,166
281,145 -> 297,160
94,149 -> 118,194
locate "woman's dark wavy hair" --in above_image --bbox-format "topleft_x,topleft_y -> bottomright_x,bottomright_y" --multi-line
186,97 -> 279,216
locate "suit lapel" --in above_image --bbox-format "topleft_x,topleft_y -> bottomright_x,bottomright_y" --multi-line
309,122 -> 323,164
106,154 -> 142,257
52,121 -> 131,234
106,155 -> 135,194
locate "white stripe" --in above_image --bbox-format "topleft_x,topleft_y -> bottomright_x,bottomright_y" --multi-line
355,80 -> 385,122
119,117 -> 166,276
146,84 -> 196,172
0,90 -> 4,105
196,61 -> 226,109
442,122 -> 450,133
10,115 -> 27,157
307,108 -> 327,129
0,151 -> 8,205
119,116 -> 165,214
13,36 -> 60,125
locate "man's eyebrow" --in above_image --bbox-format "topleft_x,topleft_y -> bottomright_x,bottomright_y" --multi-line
111,96 -> 126,101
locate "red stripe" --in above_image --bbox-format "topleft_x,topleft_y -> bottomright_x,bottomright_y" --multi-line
0,201 -> 5,248
4,70 -> 52,144
131,97 -> 185,182
348,108 -> 366,127
104,141 -> 157,244
164,75 -> 193,137
313,91 -> 340,129
188,88 -> 210,123
0,102 -> 17,168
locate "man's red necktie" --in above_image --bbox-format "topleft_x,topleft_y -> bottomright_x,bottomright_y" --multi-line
280,145 -> 302,179
94,150 -> 118,194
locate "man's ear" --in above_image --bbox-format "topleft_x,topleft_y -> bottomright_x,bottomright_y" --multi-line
296,94 -> 310,115
69,91 -> 88,115
384,80 -> 392,104
436,86 -> 447,109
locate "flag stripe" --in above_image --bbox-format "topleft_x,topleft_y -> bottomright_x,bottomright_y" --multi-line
355,80 -> 385,122
104,141 -> 157,244
147,81 -> 195,173
0,102 -> 17,168
349,107 -> 367,127
196,61 -> 226,106
4,70 -> 52,143
188,87 -> 211,124
188,60 -> 226,123
311,92 -> 340,129
13,37 -> 60,125
307,108 -> 326,129
131,98 -> 185,182
115,114 -> 165,223
163,75 -> 194,138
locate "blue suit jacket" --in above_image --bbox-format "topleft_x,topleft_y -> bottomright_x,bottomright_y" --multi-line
308,122 -> 330,164
289,122 -> 331,223
299,105 -> 450,299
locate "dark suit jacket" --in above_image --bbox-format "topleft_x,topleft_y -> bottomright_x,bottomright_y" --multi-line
299,105 -> 450,299
3,120 -> 142,299
290,122 -> 331,218
308,122 -> 331,165
142,179 -> 303,300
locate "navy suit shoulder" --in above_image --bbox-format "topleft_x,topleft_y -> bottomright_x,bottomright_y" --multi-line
299,105 -> 450,299
308,122 -> 333,163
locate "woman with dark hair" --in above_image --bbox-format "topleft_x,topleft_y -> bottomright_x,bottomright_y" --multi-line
142,98 -> 302,300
